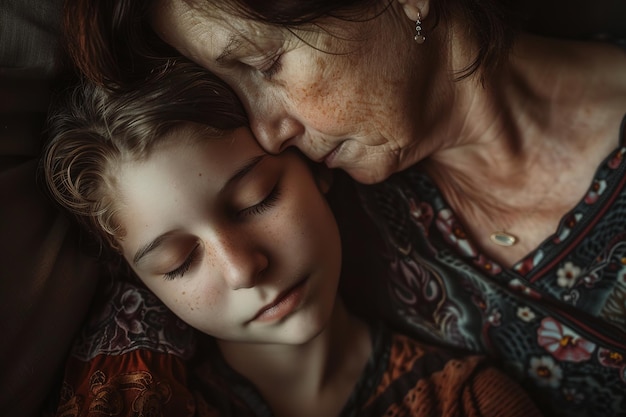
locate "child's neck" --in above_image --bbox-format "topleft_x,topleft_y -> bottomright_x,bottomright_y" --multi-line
217,299 -> 372,417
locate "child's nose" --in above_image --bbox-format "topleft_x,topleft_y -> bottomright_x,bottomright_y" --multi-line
209,235 -> 269,290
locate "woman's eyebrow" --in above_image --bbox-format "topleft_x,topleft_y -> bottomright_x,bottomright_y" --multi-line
216,35 -> 243,64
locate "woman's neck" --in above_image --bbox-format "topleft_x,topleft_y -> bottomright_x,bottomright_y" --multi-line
421,33 -> 626,266
217,299 -> 372,417
421,29 -> 626,161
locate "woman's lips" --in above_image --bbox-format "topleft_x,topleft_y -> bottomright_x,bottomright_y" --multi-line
322,142 -> 345,168
250,278 -> 308,323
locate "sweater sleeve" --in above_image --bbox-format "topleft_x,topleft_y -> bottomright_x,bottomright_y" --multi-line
360,333 -> 544,417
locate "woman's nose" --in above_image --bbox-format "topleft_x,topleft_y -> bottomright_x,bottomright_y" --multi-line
247,102 -> 304,155
208,235 -> 269,290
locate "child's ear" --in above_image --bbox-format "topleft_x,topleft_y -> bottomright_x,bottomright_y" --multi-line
313,165 -> 334,194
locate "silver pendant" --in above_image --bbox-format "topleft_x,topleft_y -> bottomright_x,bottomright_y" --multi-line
490,231 -> 518,247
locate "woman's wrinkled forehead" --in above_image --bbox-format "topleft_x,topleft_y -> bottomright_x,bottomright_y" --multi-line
152,0 -> 357,61
153,0 -> 283,59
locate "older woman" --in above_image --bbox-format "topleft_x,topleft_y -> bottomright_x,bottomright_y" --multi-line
63,0 -> 626,416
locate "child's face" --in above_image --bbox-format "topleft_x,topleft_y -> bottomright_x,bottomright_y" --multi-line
115,125 -> 342,345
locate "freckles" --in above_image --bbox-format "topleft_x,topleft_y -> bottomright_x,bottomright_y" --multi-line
315,55 -> 327,73
189,293 -> 201,312
296,76 -> 350,122
296,56 -> 333,97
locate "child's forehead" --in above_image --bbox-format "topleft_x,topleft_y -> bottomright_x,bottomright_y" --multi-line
118,128 -> 261,193
164,122 -> 232,144
145,122 -> 239,156
153,124 -> 261,161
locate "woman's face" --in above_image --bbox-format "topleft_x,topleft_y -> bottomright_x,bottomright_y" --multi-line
152,0 -> 425,183
116,126 -> 342,345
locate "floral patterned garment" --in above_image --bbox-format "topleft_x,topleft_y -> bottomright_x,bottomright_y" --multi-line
355,116 -> 626,417
52,281 -> 541,417
191,324 -> 542,417
51,281 -> 198,417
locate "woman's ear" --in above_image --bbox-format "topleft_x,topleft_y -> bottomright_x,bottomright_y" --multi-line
396,0 -> 430,20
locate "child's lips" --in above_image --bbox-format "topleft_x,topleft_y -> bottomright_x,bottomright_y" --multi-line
249,277 -> 308,323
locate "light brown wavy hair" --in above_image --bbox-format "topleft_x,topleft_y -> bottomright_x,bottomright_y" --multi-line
42,60 -> 247,253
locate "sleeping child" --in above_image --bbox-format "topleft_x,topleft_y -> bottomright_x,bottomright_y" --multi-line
42,60 -> 542,417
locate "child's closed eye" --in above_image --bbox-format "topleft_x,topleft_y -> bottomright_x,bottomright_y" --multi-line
239,185 -> 281,217
163,243 -> 200,280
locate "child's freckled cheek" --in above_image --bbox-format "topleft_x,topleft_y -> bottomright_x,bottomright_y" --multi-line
189,293 -> 200,312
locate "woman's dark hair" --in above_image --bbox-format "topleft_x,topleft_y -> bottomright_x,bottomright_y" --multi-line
63,0 -> 177,89
222,0 -> 519,79
43,60 -> 247,252
63,0 -> 519,87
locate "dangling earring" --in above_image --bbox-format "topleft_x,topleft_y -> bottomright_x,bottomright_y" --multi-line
414,12 -> 426,44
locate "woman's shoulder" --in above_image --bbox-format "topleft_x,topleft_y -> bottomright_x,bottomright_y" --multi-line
360,331 -> 542,417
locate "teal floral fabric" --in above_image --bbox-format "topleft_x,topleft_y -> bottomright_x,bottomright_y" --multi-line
357,116 -> 626,417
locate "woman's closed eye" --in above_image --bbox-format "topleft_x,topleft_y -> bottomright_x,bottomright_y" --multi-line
163,243 -> 200,281
259,52 -> 283,80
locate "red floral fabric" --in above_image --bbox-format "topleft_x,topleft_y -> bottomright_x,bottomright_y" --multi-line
55,351 -> 195,417
51,281 -> 197,417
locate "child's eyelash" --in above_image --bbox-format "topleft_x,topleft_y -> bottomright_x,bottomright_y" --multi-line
242,186 -> 281,217
163,244 -> 200,281
162,187 -> 281,280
